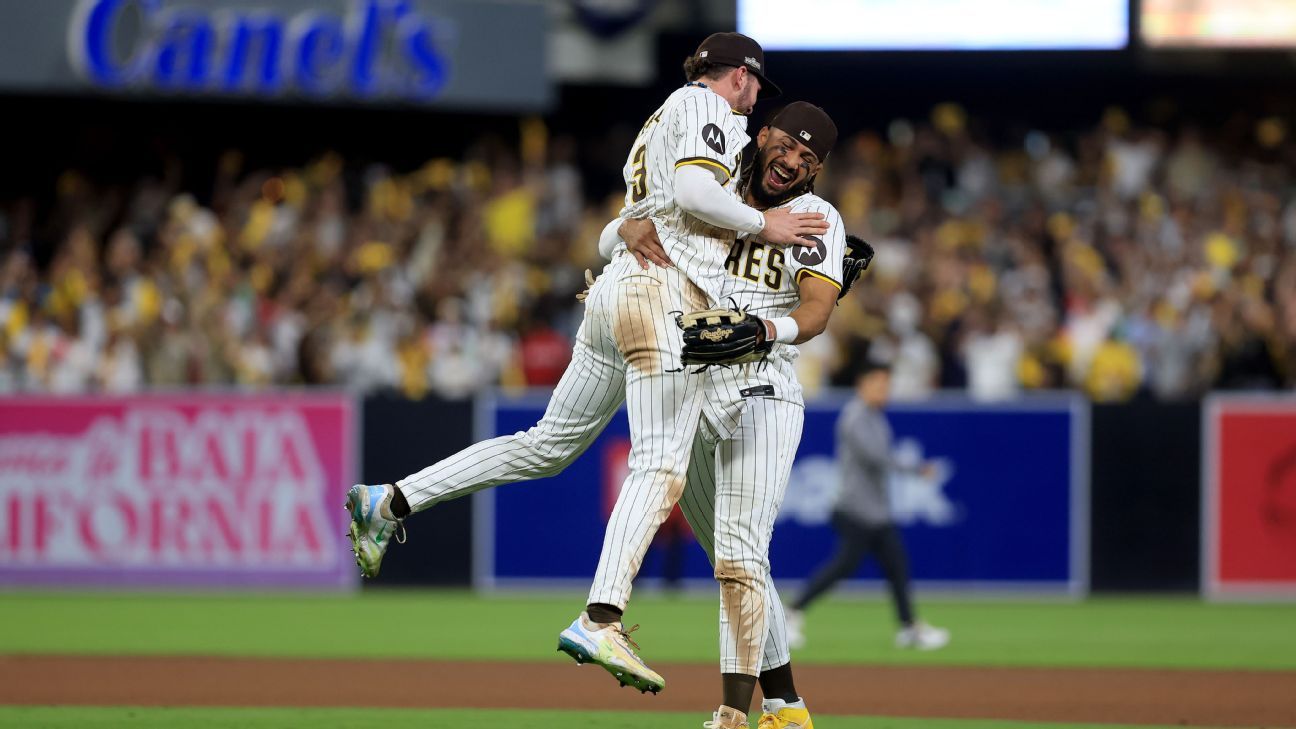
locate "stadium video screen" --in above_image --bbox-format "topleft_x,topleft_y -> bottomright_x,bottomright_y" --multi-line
737,0 -> 1128,50
1142,0 -> 1296,48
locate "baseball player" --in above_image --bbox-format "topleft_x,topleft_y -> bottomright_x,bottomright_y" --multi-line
356,101 -> 862,729
603,102 -> 868,729
343,29 -> 827,706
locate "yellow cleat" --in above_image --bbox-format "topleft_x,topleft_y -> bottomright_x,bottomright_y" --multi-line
758,705 -> 814,729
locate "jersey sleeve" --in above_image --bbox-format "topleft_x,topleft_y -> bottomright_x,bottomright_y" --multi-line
671,91 -> 743,185
785,198 -> 845,294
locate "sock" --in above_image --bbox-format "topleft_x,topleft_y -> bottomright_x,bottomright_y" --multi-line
757,662 -> 799,703
721,673 -> 758,718
585,603 -> 623,625
390,486 -> 411,519
762,697 -> 807,714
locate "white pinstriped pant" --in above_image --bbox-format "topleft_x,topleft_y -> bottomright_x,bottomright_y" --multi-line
681,392 -> 801,674
397,253 -> 792,674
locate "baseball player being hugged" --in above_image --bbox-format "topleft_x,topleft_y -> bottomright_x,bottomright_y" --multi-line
600,102 -> 870,729
342,32 -> 832,726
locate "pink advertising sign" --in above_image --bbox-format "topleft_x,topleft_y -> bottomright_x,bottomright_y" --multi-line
0,393 -> 358,589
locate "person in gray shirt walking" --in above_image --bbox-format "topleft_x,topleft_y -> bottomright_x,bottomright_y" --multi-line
786,360 -> 950,651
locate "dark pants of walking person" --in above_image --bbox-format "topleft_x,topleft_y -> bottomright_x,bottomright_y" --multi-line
792,511 -> 914,625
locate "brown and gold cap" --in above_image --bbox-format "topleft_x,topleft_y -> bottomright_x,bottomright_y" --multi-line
695,32 -> 781,99
768,101 -> 837,160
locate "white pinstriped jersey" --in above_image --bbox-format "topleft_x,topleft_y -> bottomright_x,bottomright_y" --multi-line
707,191 -> 846,414
717,191 -> 845,319
618,83 -> 751,304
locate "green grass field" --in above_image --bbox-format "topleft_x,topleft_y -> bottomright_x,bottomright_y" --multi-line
3,590 -> 1293,670
2,590 -> 1292,728
0,707 -> 1235,729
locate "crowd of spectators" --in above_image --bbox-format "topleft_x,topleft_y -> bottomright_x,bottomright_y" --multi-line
2,104 -> 1294,401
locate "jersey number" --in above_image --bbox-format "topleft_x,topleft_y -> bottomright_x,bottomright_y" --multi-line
630,145 -> 648,202
724,239 -> 784,291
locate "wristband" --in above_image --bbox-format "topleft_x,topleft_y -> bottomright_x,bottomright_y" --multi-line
768,317 -> 799,344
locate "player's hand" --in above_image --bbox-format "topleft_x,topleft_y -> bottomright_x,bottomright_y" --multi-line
619,218 -> 672,269
761,209 -> 829,247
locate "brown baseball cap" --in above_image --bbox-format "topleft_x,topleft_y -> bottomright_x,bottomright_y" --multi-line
767,102 -> 838,161
695,32 -> 781,99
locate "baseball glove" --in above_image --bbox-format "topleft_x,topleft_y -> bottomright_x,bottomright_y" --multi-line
838,235 -> 875,300
678,308 -> 772,367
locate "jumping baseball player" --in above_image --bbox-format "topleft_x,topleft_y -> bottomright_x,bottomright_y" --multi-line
343,31 -> 828,718
602,103 -> 869,729
351,100 -> 865,729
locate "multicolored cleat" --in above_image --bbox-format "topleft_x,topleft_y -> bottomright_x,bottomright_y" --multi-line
344,483 -> 406,578
557,612 -> 665,694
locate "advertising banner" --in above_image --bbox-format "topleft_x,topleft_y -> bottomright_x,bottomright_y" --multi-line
477,393 -> 1087,594
0,0 -> 550,111
0,393 -> 357,589
1204,396 -> 1296,599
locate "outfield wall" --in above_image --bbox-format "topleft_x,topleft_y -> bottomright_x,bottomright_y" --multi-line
477,393 -> 1088,595
2,390 -> 1291,596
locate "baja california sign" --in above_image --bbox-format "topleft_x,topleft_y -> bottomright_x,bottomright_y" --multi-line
0,394 -> 357,588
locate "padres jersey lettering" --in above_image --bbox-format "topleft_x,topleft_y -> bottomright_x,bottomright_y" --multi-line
725,240 -> 786,290
719,192 -> 845,319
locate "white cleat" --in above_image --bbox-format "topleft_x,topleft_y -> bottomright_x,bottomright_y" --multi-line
557,612 -> 665,694
895,621 -> 950,651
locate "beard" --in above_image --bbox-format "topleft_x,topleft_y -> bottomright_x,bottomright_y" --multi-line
743,146 -> 813,209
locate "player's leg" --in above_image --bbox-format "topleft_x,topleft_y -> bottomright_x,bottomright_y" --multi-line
559,261 -> 705,693
710,397 -> 804,719
585,262 -> 708,613
345,275 -> 625,578
677,428 -> 809,725
679,425 -> 789,674
395,331 -> 625,511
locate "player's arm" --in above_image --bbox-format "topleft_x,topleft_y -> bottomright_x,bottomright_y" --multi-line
674,167 -> 827,246
765,275 -> 837,345
670,94 -> 826,245
761,202 -> 849,344
597,218 -> 624,261
597,217 -> 671,268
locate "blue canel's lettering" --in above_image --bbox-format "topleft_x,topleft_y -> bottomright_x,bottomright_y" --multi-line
68,0 -> 451,100
293,14 -> 346,95
152,8 -> 216,88
223,11 -> 286,93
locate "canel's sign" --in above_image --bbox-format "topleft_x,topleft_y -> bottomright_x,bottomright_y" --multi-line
67,0 -> 451,101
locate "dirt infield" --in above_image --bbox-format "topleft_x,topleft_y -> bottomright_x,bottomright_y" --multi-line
3,655 -> 1295,727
